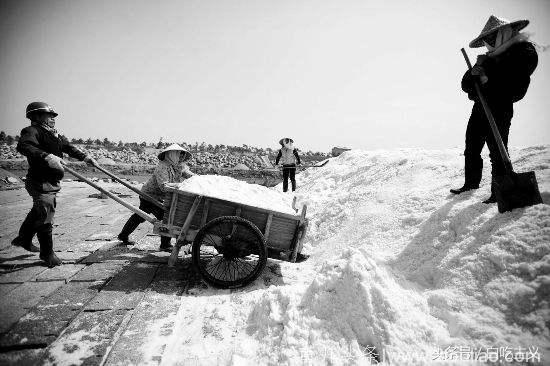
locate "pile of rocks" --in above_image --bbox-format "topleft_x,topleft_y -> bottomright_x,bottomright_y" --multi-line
0,144 -> 21,160
0,143 -> 266,169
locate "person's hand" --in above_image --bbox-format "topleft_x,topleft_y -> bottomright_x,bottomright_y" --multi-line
45,154 -> 65,170
475,54 -> 488,65
471,65 -> 488,84
84,156 -> 97,167
471,64 -> 485,76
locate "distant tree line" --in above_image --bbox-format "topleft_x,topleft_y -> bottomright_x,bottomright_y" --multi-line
0,131 -> 329,159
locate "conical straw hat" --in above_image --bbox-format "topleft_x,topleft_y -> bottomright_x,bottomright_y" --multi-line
469,15 -> 529,48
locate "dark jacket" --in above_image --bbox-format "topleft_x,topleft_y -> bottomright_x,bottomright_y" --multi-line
276,148 -> 301,166
17,125 -> 87,185
462,41 -> 538,106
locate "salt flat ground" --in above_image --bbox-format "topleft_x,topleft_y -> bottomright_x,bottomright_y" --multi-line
0,146 -> 549,366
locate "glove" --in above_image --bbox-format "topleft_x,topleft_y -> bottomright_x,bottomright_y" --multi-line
471,65 -> 488,85
44,154 -> 65,170
84,156 -> 97,167
475,54 -> 488,65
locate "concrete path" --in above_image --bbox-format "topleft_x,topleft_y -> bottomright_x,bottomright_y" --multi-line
0,181 -> 203,365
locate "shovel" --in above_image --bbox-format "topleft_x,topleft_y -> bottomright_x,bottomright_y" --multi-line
461,48 -> 542,213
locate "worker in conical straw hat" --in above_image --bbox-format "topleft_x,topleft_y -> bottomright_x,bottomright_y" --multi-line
450,15 -> 538,203
118,143 -> 194,251
275,137 -> 301,192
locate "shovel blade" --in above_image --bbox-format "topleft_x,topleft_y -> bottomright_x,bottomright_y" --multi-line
494,171 -> 543,213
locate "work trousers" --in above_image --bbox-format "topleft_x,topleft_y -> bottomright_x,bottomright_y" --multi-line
282,165 -> 296,192
463,102 -> 513,187
119,198 -> 171,246
17,179 -> 59,255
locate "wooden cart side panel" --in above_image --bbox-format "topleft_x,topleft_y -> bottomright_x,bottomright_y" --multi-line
160,190 -> 303,253
266,216 -> 299,251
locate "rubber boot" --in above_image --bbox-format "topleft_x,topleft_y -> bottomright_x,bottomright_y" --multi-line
159,236 -> 173,252
483,180 -> 497,204
450,155 -> 482,194
13,209 -> 40,252
118,214 -> 142,243
11,236 -> 40,252
37,224 -> 62,267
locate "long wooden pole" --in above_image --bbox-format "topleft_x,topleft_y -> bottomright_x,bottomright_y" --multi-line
461,48 -> 513,173
63,164 -> 157,223
92,163 -> 164,209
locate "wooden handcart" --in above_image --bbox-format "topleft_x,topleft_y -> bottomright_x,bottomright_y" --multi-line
64,165 -> 308,289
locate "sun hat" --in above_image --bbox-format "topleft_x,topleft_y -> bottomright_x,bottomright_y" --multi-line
469,15 -> 529,48
279,137 -> 294,146
158,143 -> 192,161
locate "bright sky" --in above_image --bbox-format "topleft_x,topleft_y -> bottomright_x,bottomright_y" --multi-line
1,0 -> 549,152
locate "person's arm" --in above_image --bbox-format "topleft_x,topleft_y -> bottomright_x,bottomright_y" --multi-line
154,164 -> 172,193
16,127 -> 48,159
483,42 -> 538,102
293,149 -> 301,165
60,136 -> 88,161
275,150 -> 282,165
181,164 -> 195,179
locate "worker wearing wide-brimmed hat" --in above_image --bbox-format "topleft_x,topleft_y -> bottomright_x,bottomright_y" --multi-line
451,16 -> 538,203
275,138 -> 301,192
118,144 -> 194,251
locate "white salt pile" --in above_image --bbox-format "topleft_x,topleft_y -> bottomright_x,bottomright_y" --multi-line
172,174 -> 297,215
157,146 -> 549,365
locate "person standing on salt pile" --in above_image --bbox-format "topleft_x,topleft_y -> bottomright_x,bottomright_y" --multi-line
13,102 -> 97,267
450,15 -> 538,203
117,144 -> 194,251
275,137 -> 301,192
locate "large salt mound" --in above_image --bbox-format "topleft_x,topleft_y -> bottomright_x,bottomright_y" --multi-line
159,146 -> 550,365
173,174 -> 296,215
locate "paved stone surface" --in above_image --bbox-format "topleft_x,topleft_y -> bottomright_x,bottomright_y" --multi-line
80,246 -> 146,264
0,349 -> 46,366
42,309 -> 128,366
85,262 -> 159,311
71,261 -> 129,282
104,274 -> 185,365
0,281 -> 65,333
0,281 -> 106,349
35,264 -> 86,282
56,251 -> 90,263
0,182 -> 205,365
0,266 -> 47,283
0,283 -> 20,297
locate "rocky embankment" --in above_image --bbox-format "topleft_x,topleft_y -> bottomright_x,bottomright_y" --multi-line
0,144 -> 289,187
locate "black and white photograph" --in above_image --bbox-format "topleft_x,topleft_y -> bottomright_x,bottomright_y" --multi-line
0,0 -> 549,364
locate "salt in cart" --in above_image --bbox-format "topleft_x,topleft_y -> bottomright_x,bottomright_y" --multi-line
64,165 -> 308,289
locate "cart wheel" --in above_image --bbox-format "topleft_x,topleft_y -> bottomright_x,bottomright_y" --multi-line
192,216 -> 267,289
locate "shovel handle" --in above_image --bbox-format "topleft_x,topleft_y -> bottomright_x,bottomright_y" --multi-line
92,163 -> 164,209
461,48 -> 513,173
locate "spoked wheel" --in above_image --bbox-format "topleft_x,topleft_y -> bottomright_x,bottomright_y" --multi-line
192,216 -> 267,288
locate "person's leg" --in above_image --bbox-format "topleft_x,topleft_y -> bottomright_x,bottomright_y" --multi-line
451,105 -> 486,194
12,183 -> 42,252
118,199 -> 149,242
282,168 -> 289,192
32,191 -> 61,267
484,105 -> 513,203
148,202 -> 173,251
118,214 -> 145,242
290,167 -> 296,192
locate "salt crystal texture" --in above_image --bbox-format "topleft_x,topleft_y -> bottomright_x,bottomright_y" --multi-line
172,175 -> 297,215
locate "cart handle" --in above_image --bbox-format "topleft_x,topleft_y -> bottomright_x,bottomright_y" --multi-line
91,162 -> 164,209
63,164 -> 157,223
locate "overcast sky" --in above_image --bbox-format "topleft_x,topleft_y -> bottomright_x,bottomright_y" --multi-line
1,0 -> 549,152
